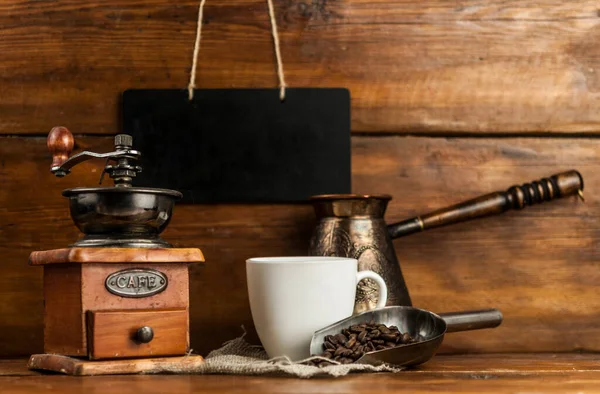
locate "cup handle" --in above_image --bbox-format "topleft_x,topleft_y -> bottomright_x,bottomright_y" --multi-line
356,270 -> 388,309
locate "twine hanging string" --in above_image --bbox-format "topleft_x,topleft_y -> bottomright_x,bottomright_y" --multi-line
188,0 -> 207,101
266,0 -> 287,100
187,0 -> 287,101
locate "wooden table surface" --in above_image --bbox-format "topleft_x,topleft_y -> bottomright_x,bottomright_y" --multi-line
2,354 -> 600,393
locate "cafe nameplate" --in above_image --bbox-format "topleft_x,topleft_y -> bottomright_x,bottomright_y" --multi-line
105,268 -> 168,298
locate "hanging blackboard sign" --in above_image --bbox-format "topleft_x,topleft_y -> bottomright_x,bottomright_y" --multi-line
122,88 -> 351,203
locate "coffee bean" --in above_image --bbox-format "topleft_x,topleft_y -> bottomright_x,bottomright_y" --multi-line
381,333 -> 397,342
358,330 -> 367,343
346,337 -> 357,349
371,339 -> 384,345
334,347 -> 346,357
401,332 -> 412,344
342,329 -> 351,337
376,345 -> 386,351
323,341 -> 335,351
349,324 -> 363,333
370,329 -> 381,338
385,341 -> 396,348
323,351 -> 333,359
335,333 -> 348,345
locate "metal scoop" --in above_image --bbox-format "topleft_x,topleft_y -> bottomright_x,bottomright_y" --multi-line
310,306 -> 502,367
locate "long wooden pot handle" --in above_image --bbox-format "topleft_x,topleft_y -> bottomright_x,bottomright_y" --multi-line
387,170 -> 584,239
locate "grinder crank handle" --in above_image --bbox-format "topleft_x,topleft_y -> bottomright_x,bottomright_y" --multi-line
438,309 -> 503,334
47,126 -> 141,179
388,170 -> 584,239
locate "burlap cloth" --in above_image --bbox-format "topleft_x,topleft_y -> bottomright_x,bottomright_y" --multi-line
167,331 -> 402,378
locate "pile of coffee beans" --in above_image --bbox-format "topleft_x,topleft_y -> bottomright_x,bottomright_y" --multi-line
306,321 -> 422,367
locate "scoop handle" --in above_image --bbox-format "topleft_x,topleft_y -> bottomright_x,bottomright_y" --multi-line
388,170 -> 584,239
438,309 -> 503,333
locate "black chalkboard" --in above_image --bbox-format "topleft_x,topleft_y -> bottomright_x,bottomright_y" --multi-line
122,88 -> 351,203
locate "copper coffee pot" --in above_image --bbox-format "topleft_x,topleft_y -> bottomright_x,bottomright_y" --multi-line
309,170 -> 584,313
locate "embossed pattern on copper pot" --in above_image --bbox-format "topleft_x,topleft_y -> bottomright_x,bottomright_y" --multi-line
309,194 -> 411,314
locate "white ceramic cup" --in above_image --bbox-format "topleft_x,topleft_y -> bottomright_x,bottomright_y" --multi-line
246,256 -> 388,361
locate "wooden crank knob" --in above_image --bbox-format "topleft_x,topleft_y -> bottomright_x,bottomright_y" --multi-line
47,126 -> 74,172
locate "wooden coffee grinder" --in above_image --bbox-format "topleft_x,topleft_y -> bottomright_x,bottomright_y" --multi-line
27,127 -> 205,375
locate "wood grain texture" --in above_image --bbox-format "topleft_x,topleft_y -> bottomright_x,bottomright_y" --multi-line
3,374 -> 600,394
87,309 -> 188,359
0,360 -> 38,376
30,247 -> 205,265
0,135 -> 598,357
5,355 -> 600,392
1,0 -> 600,134
42,264 -> 85,356
9,353 -> 600,375
27,354 -> 204,375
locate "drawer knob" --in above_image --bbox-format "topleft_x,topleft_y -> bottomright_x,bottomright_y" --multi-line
135,326 -> 154,343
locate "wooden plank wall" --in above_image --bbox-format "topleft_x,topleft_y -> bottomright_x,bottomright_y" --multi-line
0,0 -> 599,357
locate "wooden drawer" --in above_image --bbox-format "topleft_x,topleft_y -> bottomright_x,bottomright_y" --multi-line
86,308 -> 188,360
